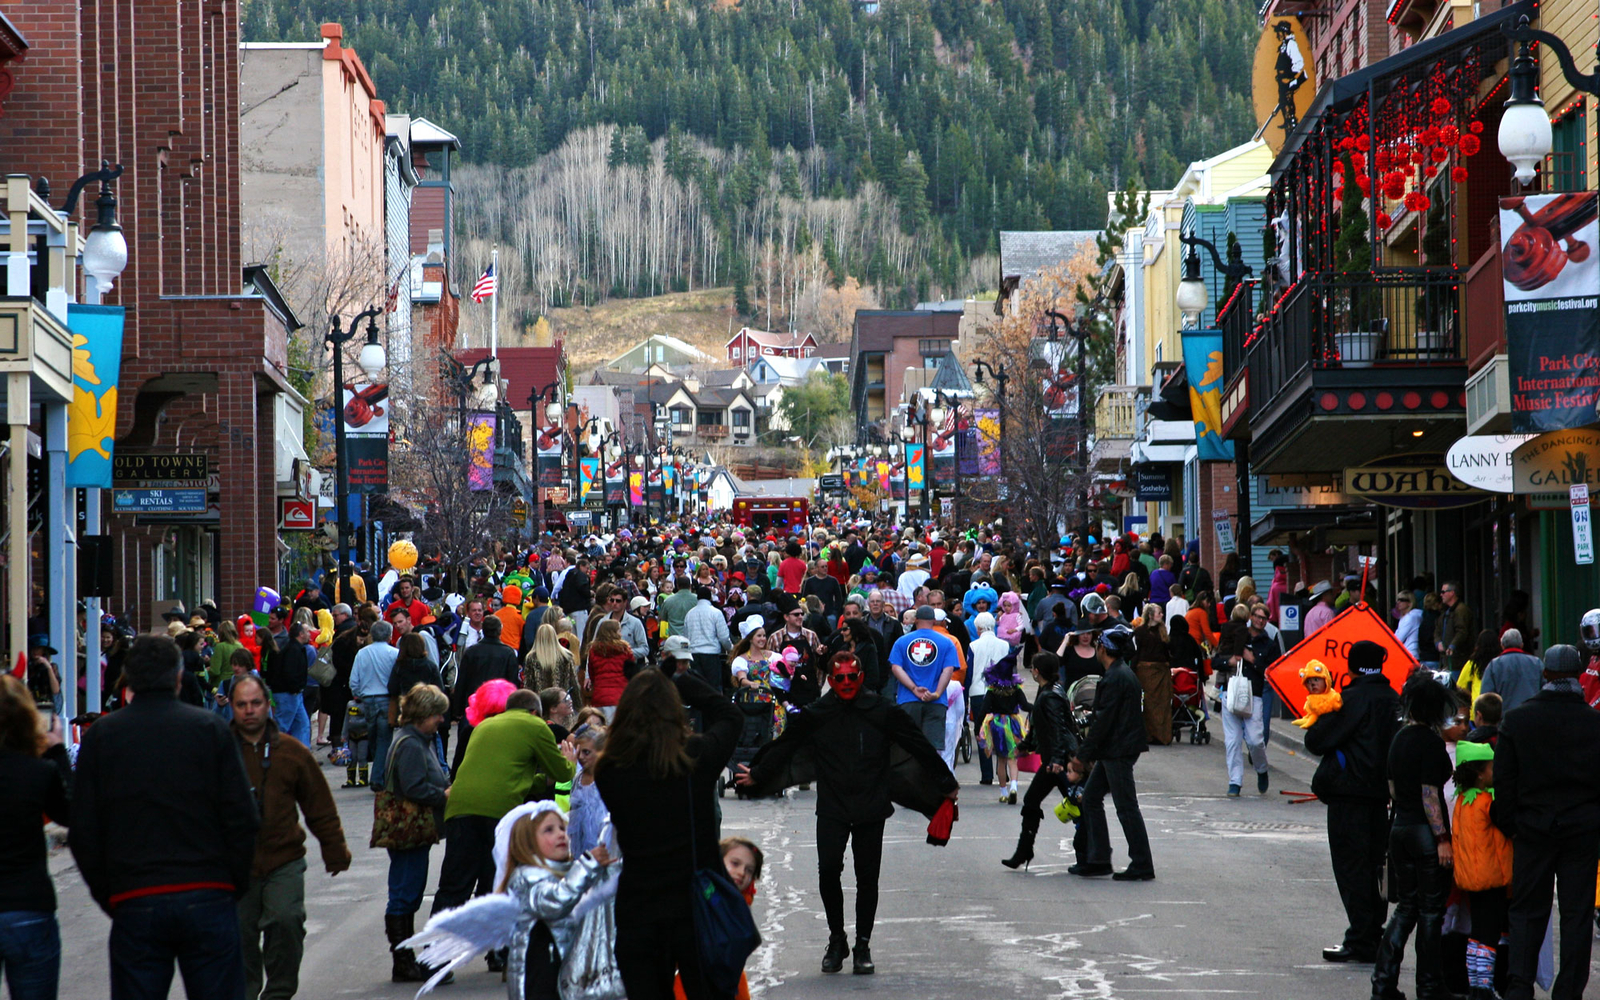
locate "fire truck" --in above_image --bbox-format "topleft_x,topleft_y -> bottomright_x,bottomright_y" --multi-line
729,496 -> 809,533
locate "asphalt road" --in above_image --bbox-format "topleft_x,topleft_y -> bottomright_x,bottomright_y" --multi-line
47,721 -> 1471,999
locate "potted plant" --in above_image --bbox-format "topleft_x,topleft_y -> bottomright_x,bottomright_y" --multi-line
1331,153 -> 1384,367
1413,196 -> 1454,357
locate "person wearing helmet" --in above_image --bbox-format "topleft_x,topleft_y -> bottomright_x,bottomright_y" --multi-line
1579,609 -> 1600,710
1069,624 -> 1154,881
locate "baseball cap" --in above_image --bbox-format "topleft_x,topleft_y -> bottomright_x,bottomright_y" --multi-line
629,596 -> 651,611
914,605 -> 937,621
660,635 -> 692,660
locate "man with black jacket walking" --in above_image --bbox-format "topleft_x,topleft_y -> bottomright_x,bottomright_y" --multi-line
70,635 -> 260,999
449,614 -> 520,775
263,620 -> 311,746
1071,625 -> 1154,881
1492,644 -> 1600,1000
1304,640 -> 1400,964
740,652 -> 958,976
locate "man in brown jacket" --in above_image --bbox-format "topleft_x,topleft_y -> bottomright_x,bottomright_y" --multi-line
230,674 -> 351,1000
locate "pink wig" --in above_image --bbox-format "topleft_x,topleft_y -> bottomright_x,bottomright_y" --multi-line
466,679 -> 517,727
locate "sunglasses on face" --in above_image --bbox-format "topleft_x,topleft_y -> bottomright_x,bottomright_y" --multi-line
831,671 -> 862,682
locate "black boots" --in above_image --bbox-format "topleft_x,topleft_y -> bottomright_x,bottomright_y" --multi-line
821,936 -> 850,974
385,914 -> 428,983
852,938 -> 874,975
1003,810 -> 1040,870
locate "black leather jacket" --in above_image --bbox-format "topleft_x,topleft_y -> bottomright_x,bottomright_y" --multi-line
1079,660 -> 1147,762
1304,671 -> 1401,801
1020,681 -> 1078,769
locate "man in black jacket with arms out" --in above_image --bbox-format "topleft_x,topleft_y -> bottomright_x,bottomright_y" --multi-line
1304,639 -> 1400,965
1071,625 -> 1154,881
71,635 -> 260,999
1491,644 -> 1600,1000
739,651 -> 958,976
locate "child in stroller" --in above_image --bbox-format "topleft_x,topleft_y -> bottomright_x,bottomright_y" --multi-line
1171,664 -> 1211,744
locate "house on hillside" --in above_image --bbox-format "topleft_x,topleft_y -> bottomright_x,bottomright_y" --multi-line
608,334 -> 719,372
726,327 -> 817,367
848,310 -> 963,443
627,375 -> 761,449
812,341 -> 850,376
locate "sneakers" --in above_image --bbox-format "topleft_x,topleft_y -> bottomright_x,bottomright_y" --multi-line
1227,784 -> 1241,797
1257,770 -> 1270,794
821,937 -> 849,974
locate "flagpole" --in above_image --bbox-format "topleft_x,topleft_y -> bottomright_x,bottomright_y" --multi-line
490,246 -> 499,359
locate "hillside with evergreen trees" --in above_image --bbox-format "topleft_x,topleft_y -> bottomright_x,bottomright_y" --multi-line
244,0 -> 1261,315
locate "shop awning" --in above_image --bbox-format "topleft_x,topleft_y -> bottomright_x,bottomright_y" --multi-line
1132,441 -> 1189,465
1251,506 -> 1378,547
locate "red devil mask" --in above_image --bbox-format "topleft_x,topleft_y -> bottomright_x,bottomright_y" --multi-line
829,654 -> 863,701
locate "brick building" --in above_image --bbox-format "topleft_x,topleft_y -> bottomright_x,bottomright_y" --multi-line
0,0 -> 301,626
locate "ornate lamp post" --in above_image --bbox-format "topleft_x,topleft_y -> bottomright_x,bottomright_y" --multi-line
329,307 -> 386,604
1498,16 -> 1588,186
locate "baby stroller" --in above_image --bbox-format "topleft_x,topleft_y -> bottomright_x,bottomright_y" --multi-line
720,686 -> 776,798
1171,666 -> 1211,744
1066,675 -> 1100,731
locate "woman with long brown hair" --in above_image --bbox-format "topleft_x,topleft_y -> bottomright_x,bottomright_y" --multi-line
1133,603 -> 1173,745
583,619 -> 633,722
593,669 -> 741,1000
0,674 -> 72,996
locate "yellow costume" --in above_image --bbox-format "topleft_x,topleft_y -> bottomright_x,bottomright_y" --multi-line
1293,659 -> 1343,728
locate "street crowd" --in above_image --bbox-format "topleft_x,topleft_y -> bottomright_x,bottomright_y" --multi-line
4,510 -> 1600,1000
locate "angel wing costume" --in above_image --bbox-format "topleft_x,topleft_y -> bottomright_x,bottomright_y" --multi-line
400,801 -> 623,1000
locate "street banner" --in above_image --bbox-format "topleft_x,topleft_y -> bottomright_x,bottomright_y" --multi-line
890,455 -> 908,501
604,458 -> 627,506
344,436 -> 389,494
579,457 -> 601,503
66,304 -> 125,488
663,465 -> 676,497
1182,329 -> 1234,461
342,384 -> 389,436
974,408 -> 1002,476
933,417 -> 956,483
1500,192 -> 1600,432
1265,603 -> 1420,718
628,471 -> 644,507
466,413 -> 495,491
647,470 -> 664,509
876,460 -> 890,491
535,423 -> 564,488
1042,369 -> 1078,418
905,444 -> 925,491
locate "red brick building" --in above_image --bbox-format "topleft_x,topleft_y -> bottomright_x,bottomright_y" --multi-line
0,0 -> 301,625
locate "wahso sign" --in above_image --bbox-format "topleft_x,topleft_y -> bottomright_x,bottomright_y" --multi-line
1343,454 -> 1487,509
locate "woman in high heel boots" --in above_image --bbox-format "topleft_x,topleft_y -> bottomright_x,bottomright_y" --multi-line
1370,674 -> 1457,1000
1002,653 -> 1084,870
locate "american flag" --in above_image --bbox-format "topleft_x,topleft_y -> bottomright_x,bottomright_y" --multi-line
470,262 -> 497,303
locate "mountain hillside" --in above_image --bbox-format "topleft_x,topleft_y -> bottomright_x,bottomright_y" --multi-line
244,0 -> 1261,325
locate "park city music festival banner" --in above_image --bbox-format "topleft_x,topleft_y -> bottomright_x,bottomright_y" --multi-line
1500,192 -> 1600,432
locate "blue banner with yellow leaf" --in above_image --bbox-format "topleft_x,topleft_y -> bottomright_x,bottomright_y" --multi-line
66,304 -> 125,488
1181,329 -> 1234,462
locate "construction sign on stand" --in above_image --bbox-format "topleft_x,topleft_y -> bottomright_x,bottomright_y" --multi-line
1265,602 -> 1418,718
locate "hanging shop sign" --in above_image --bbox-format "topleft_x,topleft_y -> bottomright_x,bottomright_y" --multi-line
112,488 -> 208,514
1251,14 -> 1317,155
1499,192 -> 1600,432
113,453 -> 208,485
1510,427 -> 1600,493
1135,467 -> 1174,501
1445,434 -> 1537,492
1342,453 -> 1487,509
280,499 -> 315,530
1265,603 -> 1419,719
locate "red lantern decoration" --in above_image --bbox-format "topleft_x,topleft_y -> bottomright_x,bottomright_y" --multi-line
1439,125 -> 1460,146
1452,166 -> 1470,183
1431,146 -> 1449,163
1419,126 -> 1441,146
1469,121 -> 1485,134
1377,212 -> 1393,229
1425,165 -> 1439,178
1357,134 -> 1372,152
1431,97 -> 1452,116
1459,134 -> 1482,156
1405,191 -> 1431,213
1352,152 -> 1366,170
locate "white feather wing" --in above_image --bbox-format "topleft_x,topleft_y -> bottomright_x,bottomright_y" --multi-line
399,894 -> 520,997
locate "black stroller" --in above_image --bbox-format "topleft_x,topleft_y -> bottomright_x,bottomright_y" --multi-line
720,687 -> 777,798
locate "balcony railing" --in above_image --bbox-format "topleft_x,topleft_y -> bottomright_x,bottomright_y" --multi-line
697,424 -> 729,439
1217,279 -> 1256,388
1246,269 -> 1461,414
1093,386 -> 1141,439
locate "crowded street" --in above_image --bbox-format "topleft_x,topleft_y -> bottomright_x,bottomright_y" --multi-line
49,726 -> 1393,999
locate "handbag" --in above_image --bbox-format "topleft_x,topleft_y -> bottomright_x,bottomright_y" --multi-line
1225,666 -> 1255,718
686,778 -> 760,994
308,645 -> 336,687
369,735 -> 439,850
1015,752 -> 1042,773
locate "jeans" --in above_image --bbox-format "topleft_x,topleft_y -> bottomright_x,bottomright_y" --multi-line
898,698 -> 946,754
271,692 -> 310,746
1081,757 -> 1153,875
690,653 -> 726,692
386,847 -> 432,916
0,910 -> 60,1000
1220,694 -> 1268,788
1260,685 -> 1279,745
815,816 -> 886,941
362,696 -> 392,789
109,888 -> 245,1000
969,693 -> 994,783
431,815 -> 498,916
237,857 -> 306,1000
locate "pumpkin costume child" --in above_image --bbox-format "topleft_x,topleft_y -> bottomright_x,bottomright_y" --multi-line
1452,740 -> 1512,1000
1292,659 -> 1343,729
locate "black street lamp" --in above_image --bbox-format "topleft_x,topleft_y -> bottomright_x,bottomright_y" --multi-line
1499,15 -> 1594,186
328,307 -> 386,604
62,161 -> 127,303
1179,233 -> 1253,317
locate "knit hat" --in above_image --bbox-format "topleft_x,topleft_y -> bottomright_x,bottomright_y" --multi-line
1455,741 -> 1494,766
1544,644 -> 1584,675
1348,640 -> 1387,675
501,585 -> 524,606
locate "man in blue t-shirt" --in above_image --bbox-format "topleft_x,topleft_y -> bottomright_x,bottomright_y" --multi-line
888,605 -> 960,758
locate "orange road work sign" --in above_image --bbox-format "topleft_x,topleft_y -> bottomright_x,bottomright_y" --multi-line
1265,603 -> 1419,718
